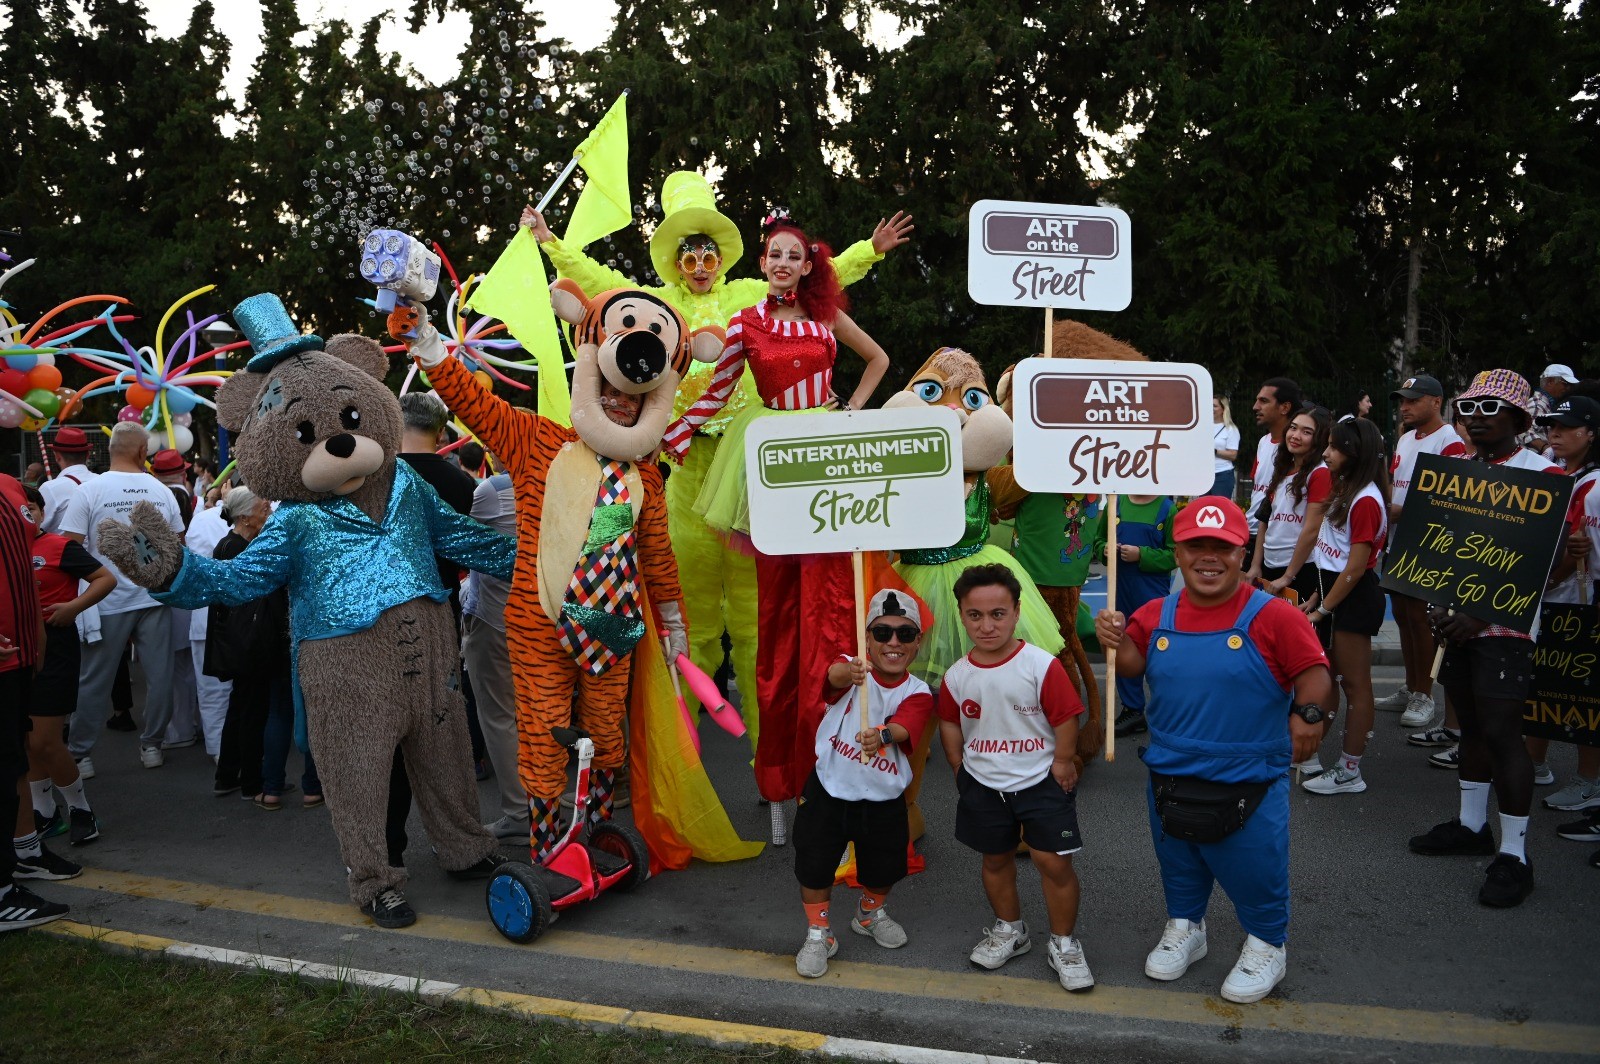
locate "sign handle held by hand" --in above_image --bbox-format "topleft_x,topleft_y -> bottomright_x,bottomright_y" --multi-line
852,550 -> 871,764
1104,494 -> 1119,763
1043,308 -> 1054,359
1430,608 -> 1453,683
1581,560 -> 1590,607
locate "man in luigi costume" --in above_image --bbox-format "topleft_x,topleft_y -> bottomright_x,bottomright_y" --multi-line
521,172 -> 913,748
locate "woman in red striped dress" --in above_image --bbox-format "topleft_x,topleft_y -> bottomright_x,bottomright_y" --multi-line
662,210 -> 890,809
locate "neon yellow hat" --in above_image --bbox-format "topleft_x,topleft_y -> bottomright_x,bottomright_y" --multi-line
649,171 -> 744,285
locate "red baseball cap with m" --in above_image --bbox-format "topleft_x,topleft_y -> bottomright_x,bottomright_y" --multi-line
1173,496 -> 1249,547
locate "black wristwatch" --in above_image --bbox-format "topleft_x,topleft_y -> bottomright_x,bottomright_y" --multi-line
877,726 -> 894,748
1291,702 -> 1326,725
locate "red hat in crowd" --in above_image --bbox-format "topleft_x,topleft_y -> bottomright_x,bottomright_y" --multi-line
1173,496 -> 1249,547
149,449 -> 189,476
51,427 -> 91,453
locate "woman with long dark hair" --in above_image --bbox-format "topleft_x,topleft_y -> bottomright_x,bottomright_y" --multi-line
1301,417 -> 1390,793
662,209 -> 891,825
1247,405 -> 1331,604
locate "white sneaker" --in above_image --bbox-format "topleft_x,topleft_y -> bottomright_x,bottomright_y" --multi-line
1374,688 -> 1412,712
1398,693 -> 1438,729
73,757 -> 95,781
1532,762 -> 1556,786
139,746 -> 164,769
851,905 -> 908,948
1047,935 -> 1095,992
969,919 -> 1031,969
795,926 -> 837,978
1291,757 -> 1323,777
1543,775 -> 1600,811
1221,935 -> 1286,1003
1302,765 -> 1365,794
1428,745 -> 1460,770
1144,918 -> 1208,981
484,815 -> 530,841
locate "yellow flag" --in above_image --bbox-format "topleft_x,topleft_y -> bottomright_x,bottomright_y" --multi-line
562,94 -> 631,251
465,229 -> 572,426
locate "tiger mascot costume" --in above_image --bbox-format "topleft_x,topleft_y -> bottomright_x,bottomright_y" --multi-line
391,280 -> 724,861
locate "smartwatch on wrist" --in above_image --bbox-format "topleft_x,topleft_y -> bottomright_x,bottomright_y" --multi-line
877,726 -> 894,749
1291,702 -> 1326,725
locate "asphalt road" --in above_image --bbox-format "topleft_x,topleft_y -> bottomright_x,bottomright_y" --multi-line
22,661 -> 1600,1063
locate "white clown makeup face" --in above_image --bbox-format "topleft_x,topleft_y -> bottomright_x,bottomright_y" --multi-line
760,232 -> 811,294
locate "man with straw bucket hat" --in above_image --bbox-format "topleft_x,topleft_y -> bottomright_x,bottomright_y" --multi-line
522,172 -> 914,756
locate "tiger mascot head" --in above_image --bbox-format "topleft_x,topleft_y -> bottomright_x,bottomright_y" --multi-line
882,346 -> 1013,474
549,278 -> 724,461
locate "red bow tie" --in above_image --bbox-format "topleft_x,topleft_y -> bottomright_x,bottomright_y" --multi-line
766,291 -> 798,309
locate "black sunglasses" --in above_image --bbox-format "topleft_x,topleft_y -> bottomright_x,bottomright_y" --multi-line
869,624 -> 920,645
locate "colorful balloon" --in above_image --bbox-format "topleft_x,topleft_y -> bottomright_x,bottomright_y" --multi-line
172,412 -> 193,427
3,353 -> 38,373
21,387 -> 59,419
126,383 -> 157,409
117,404 -> 143,423
0,368 -> 27,396
0,397 -> 22,428
20,416 -> 47,431
163,386 -> 198,414
26,364 -> 62,392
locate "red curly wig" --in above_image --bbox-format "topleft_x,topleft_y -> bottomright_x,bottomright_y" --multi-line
761,221 -> 848,328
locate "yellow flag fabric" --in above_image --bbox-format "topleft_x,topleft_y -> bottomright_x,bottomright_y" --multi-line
563,94 -> 631,252
464,229 -> 572,426
629,588 -> 764,870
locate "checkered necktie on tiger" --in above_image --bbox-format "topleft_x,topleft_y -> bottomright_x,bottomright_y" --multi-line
556,456 -> 646,674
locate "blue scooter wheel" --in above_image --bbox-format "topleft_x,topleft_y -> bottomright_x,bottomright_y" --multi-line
486,863 -> 553,943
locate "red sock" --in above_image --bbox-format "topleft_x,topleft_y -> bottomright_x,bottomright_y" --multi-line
859,890 -> 887,914
803,901 -> 830,929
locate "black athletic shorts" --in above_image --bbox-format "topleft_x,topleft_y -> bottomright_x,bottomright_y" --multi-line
954,765 -> 1082,856
1440,636 -> 1535,703
792,771 -> 910,890
1314,568 -> 1385,638
30,626 -> 81,717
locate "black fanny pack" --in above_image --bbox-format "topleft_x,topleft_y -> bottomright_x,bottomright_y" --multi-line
1150,771 -> 1272,844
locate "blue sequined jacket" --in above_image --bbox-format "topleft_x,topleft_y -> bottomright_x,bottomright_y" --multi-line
156,461 -> 516,645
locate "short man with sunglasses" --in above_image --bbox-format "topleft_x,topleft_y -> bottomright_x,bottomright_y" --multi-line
792,589 -> 932,978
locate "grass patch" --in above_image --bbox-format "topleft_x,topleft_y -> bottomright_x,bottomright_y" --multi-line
0,931 -> 823,1064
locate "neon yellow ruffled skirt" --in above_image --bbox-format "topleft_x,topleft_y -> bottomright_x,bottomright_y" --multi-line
693,404 -> 823,537
896,546 -> 1067,687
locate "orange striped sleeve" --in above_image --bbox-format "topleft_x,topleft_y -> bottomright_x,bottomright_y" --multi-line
425,355 -> 536,472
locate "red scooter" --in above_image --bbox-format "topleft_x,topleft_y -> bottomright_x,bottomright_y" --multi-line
486,727 -> 649,943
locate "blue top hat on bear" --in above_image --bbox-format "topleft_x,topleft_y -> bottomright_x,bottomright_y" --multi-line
234,293 -> 324,372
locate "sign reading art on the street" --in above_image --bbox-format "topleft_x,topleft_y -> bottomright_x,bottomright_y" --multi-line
1380,452 -> 1572,632
1011,358 -> 1215,495
745,408 -> 965,555
1523,604 -> 1600,746
967,199 -> 1132,311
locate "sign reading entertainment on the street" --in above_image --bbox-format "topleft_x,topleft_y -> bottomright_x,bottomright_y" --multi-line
967,199 -> 1132,311
1380,452 -> 1572,632
744,408 -> 965,556
1011,358 -> 1215,495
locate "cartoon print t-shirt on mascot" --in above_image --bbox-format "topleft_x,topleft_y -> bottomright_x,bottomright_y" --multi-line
390,282 -> 761,870
95,294 -> 514,930
660,211 -> 895,833
525,172 -> 910,749
881,347 -> 1066,837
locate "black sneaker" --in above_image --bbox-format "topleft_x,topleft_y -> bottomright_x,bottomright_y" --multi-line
68,808 -> 100,847
0,884 -> 70,931
360,888 -> 416,929
33,809 -> 66,839
1114,709 -> 1148,737
1409,818 -> 1496,856
1556,810 -> 1600,843
14,844 -> 83,881
105,711 -> 137,732
446,854 -> 510,881
1479,853 -> 1534,907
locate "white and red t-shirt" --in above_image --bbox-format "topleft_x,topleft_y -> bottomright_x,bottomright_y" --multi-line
815,666 -> 933,801
1246,432 -> 1281,535
1125,584 -> 1329,689
937,641 -> 1084,792
58,470 -> 184,616
1549,469 -> 1600,605
1261,464 -> 1331,569
1390,423 -> 1467,510
1313,482 -> 1387,572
